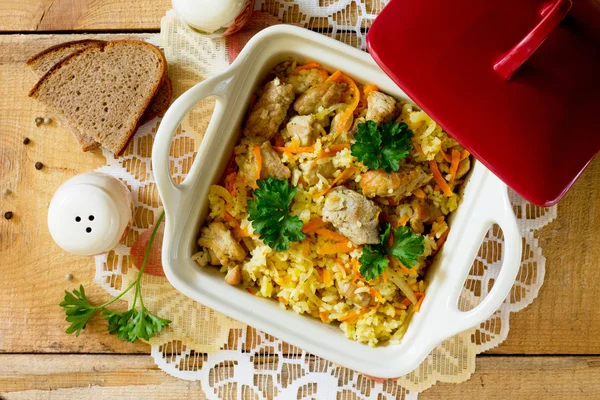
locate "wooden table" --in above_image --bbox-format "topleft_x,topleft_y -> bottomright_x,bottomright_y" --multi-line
1,1 -> 599,398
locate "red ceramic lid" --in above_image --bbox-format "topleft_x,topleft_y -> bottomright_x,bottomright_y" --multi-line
367,0 -> 600,206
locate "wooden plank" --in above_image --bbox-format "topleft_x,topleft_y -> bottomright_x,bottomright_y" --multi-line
1,33 -> 600,356
0,0 -> 170,31
490,157 -> 600,354
0,34 -> 154,354
1,354 -> 599,399
0,0 -> 382,32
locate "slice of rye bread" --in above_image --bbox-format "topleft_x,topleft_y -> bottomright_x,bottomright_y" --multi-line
29,40 -> 166,155
27,40 -> 172,151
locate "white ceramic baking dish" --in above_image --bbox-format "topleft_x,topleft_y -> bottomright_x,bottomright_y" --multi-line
152,25 -> 522,378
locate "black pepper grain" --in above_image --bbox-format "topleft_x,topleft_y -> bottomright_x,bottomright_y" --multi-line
4,211 -> 13,220
35,117 -> 44,126
23,137 -> 30,145
35,161 -> 43,170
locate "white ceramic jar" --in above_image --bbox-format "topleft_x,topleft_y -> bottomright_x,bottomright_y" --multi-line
172,0 -> 254,37
48,172 -> 133,256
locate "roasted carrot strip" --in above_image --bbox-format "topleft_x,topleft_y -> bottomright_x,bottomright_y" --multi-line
224,172 -> 237,195
223,210 -> 251,238
315,167 -> 359,197
294,62 -> 320,73
400,297 -> 412,307
315,228 -> 350,243
319,311 -> 329,322
370,287 -> 383,303
325,70 -> 343,82
412,141 -> 425,156
381,270 -> 388,283
273,132 -> 285,147
278,296 -> 288,304
415,292 -> 425,312
440,149 -> 453,163
317,242 -> 355,255
339,307 -> 369,322
461,149 -> 470,160
429,159 -> 454,197
273,146 -> 314,154
436,228 -> 450,252
392,214 -> 410,228
302,238 -> 310,256
363,84 -> 379,96
449,149 -> 461,184
322,269 -> 333,286
247,288 -> 255,295
413,188 -> 426,199
302,217 -> 326,233
317,144 -> 350,159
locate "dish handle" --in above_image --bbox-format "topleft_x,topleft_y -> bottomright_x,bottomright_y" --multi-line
152,73 -> 233,222
423,171 -> 522,341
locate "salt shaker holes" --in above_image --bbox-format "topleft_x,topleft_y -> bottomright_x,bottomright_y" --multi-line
86,227 -> 92,233
75,216 -> 81,222
89,215 -> 94,221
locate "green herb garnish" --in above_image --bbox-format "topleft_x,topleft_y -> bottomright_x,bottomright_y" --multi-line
60,211 -> 170,342
247,176 -> 306,251
359,223 -> 424,280
351,120 -> 413,172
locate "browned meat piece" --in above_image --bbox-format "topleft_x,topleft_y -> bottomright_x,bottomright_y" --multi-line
293,81 -> 347,115
301,159 -> 335,185
286,115 -> 316,146
337,280 -> 375,307
260,142 -> 290,179
244,78 -> 295,140
455,157 -> 470,180
197,222 -> 247,265
225,265 -> 242,286
411,198 -> 442,224
365,91 -> 397,124
287,68 -> 328,94
322,186 -> 381,245
360,168 -> 432,201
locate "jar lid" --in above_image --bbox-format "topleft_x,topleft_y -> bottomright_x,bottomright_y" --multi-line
367,0 -> 600,206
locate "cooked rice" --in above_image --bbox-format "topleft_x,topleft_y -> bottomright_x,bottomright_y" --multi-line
193,60 -> 470,346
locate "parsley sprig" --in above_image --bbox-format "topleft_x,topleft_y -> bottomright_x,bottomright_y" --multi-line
60,211 -> 170,342
359,223 -> 424,280
247,176 -> 306,251
351,120 -> 413,172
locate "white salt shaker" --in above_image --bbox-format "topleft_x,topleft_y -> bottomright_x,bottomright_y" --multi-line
48,172 -> 133,256
172,0 -> 254,36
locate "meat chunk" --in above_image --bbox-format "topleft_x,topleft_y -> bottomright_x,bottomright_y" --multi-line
322,187 -> 381,245
197,222 -> 247,265
244,78 -> 295,140
411,198 -> 442,224
360,168 -> 432,201
337,280 -> 375,307
225,265 -> 242,286
260,142 -> 290,179
286,115 -> 317,146
293,81 -> 347,115
287,68 -> 328,94
301,159 -> 335,185
365,91 -> 397,124
455,156 -> 470,180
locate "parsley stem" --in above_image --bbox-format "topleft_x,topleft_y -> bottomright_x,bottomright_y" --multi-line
96,210 -> 165,311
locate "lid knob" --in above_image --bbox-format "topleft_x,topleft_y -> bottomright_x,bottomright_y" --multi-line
48,172 -> 133,256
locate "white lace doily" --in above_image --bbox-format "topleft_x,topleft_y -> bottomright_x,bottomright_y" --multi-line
94,3 -> 556,398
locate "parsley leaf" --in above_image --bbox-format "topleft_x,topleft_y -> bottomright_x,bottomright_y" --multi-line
351,120 -> 413,172
60,211 -> 171,342
359,245 -> 389,281
350,120 -> 381,169
247,176 -> 306,251
388,225 -> 425,268
103,307 -> 170,343
357,223 -> 425,280
59,285 -> 98,336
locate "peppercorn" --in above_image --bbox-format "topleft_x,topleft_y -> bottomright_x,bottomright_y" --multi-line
35,161 -> 44,170
23,137 -> 30,145
4,211 -> 13,220
35,117 -> 44,126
